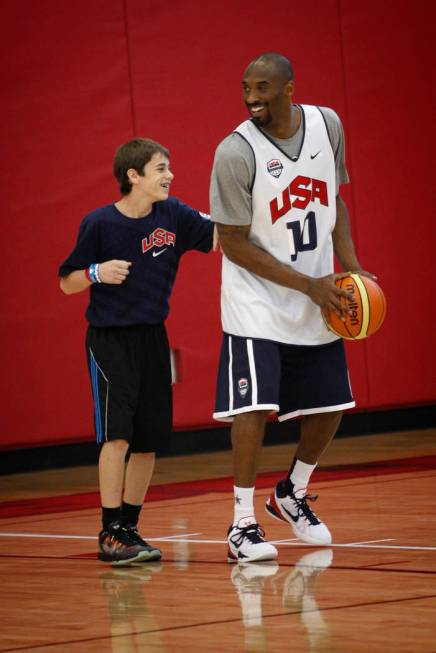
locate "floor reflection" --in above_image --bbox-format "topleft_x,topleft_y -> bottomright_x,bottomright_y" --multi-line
171,517 -> 191,570
98,546 -> 335,652
230,548 -> 335,652
99,563 -> 165,652
279,549 -> 336,652
231,560 -> 279,651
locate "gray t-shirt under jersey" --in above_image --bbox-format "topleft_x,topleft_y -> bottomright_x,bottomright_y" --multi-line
210,105 -> 349,225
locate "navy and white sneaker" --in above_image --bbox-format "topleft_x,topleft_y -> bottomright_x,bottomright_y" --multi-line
265,480 -> 332,545
227,517 -> 278,563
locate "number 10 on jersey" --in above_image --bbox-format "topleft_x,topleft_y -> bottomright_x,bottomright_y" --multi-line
286,211 -> 317,262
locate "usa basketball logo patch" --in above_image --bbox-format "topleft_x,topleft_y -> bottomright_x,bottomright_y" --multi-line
267,159 -> 283,178
238,378 -> 249,398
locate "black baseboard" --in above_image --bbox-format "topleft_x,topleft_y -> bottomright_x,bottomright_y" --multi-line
1,405 -> 435,476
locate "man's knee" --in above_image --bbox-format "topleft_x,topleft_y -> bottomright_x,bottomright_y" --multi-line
233,410 -> 270,427
232,411 -> 270,442
303,410 -> 343,424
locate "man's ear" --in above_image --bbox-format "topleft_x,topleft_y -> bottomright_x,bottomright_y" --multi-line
284,80 -> 295,99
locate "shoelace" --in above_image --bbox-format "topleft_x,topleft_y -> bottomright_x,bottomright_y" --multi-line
293,494 -> 321,525
231,523 -> 265,547
109,523 -> 138,545
126,525 -> 139,536
124,525 -> 153,548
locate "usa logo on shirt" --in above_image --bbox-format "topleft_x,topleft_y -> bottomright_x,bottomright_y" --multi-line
238,378 -> 249,398
142,228 -> 176,253
267,159 -> 283,178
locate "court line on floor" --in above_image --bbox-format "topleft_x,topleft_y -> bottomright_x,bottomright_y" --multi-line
152,532 -> 202,540
343,538 -> 396,545
0,532 -> 201,541
157,539 -> 436,552
1,531 -> 436,551
269,538 -> 394,545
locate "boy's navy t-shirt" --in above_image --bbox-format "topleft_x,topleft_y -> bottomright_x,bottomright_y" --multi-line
59,197 -> 213,327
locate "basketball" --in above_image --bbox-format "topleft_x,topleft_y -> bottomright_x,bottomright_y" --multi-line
322,273 -> 386,340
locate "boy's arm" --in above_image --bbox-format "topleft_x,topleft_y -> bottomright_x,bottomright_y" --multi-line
60,260 -> 132,295
60,270 -> 92,295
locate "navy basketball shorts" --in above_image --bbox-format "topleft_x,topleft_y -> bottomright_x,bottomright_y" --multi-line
214,334 -> 355,422
86,323 -> 172,453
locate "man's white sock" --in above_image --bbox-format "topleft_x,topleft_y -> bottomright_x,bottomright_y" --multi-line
290,459 -> 317,499
233,486 -> 256,525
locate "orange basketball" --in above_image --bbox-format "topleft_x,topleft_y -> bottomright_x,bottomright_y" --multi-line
322,273 -> 386,340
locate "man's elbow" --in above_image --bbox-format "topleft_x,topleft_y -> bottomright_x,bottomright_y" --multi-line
220,244 -> 243,266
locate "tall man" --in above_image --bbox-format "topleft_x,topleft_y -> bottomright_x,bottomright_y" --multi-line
60,138 -> 213,565
211,52 -> 374,562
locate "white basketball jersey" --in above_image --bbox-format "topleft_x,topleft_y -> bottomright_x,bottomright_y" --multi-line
221,104 -> 339,345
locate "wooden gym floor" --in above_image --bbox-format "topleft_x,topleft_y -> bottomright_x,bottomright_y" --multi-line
0,428 -> 435,652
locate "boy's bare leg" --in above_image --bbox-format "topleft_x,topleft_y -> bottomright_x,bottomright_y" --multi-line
99,439 -> 129,507
123,452 -> 155,505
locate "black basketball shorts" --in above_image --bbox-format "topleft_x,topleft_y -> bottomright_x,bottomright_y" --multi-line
86,323 -> 172,453
214,334 -> 355,422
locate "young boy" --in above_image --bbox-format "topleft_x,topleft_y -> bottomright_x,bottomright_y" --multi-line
59,138 -> 213,565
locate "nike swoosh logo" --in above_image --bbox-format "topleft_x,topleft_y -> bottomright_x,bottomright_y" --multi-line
310,151 -> 321,159
281,505 -> 299,523
152,248 -> 168,258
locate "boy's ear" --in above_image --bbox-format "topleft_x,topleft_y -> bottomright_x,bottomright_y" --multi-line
127,168 -> 139,185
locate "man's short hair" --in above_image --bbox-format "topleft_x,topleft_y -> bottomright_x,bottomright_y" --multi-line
246,52 -> 294,82
113,138 -> 170,195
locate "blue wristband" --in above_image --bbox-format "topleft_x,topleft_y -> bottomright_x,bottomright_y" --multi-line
88,264 -> 99,283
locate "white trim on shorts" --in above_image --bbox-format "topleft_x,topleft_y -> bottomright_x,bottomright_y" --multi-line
228,336 -> 234,412
246,339 -> 258,404
213,404 -> 279,422
278,400 -> 356,422
214,335 -> 278,421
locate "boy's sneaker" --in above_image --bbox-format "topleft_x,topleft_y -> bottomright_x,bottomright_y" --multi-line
227,518 -> 278,563
98,520 -> 161,566
265,480 -> 332,545
123,523 -> 162,560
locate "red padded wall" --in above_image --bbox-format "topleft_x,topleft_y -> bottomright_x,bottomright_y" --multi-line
0,1 -> 133,447
339,0 -> 436,407
0,0 -> 435,449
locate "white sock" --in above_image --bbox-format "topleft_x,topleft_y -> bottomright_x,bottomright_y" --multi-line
233,486 -> 255,525
290,459 -> 317,499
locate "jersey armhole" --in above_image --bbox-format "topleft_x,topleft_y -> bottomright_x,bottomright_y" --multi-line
315,106 -> 338,158
232,131 -> 256,194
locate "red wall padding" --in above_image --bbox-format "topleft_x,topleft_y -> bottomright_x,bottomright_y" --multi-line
1,0 -> 435,449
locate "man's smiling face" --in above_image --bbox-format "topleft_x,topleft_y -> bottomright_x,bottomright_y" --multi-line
242,62 -> 294,132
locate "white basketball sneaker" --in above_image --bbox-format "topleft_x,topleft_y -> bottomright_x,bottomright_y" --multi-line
227,517 -> 278,563
265,480 -> 332,545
